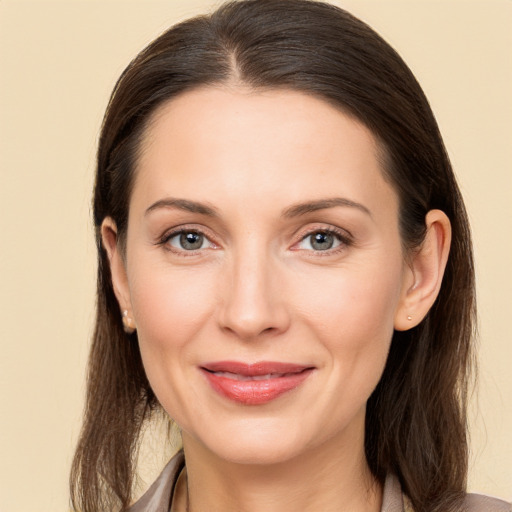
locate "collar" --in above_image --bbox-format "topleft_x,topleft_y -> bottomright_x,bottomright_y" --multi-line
127,451 -> 409,512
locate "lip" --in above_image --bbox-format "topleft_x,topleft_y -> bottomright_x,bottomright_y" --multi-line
200,361 -> 314,405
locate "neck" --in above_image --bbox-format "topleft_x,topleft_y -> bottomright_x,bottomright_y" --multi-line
179,414 -> 382,512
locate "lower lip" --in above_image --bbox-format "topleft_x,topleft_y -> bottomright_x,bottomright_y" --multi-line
201,368 -> 313,405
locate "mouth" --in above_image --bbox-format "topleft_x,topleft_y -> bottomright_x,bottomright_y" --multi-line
200,361 -> 315,405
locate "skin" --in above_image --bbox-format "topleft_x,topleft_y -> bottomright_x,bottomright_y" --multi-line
103,86 -> 451,512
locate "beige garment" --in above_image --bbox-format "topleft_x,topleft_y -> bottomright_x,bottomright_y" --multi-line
127,450 -> 511,512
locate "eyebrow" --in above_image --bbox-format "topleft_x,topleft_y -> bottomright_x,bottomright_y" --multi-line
282,197 -> 372,218
145,196 -> 371,219
145,198 -> 219,217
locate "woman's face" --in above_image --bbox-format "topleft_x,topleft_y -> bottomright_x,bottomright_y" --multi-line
112,87 -> 413,465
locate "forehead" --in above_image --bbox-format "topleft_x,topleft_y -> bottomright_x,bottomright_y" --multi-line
141,85 -> 378,162
133,86 -> 397,218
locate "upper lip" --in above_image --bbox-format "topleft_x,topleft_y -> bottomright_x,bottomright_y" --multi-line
201,361 -> 313,376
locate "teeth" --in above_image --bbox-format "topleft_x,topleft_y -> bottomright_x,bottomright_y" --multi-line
213,371 -> 284,381
252,374 -> 277,381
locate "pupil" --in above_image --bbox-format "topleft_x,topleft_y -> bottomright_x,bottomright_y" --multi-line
180,232 -> 203,250
312,232 -> 333,250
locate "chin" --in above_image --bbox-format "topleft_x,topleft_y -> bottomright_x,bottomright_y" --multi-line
186,417 -> 311,466
212,440 -> 304,466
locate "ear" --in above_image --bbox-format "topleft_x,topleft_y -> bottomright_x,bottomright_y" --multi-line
394,209 -> 451,331
101,217 -> 134,326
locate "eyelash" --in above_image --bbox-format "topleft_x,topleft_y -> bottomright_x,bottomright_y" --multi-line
157,225 -> 352,256
294,227 -> 352,256
158,226 -> 218,256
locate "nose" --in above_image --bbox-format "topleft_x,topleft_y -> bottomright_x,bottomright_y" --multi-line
217,246 -> 290,340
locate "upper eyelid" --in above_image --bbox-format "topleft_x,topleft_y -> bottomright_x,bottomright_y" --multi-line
295,224 -> 353,242
296,229 -> 350,248
160,224 -> 216,243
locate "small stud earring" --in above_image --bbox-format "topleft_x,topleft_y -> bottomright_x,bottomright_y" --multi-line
122,309 -> 136,334
407,315 -> 412,321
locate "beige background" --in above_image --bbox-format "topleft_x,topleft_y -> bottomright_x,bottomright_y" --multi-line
0,1 -> 510,510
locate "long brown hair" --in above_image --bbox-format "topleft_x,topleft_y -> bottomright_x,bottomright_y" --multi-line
71,1 -> 475,510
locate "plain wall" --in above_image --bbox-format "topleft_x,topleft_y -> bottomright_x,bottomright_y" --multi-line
0,1 -> 510,510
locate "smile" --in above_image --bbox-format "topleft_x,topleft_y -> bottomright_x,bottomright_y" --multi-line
200,361 -> 314,405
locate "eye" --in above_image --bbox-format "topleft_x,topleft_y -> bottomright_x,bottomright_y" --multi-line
297,230 -> 344,251
166,230 -> 214,251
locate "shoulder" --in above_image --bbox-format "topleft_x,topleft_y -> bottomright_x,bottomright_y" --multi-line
127,450 -> 185,512
386,474 -> 511,512
463,493 -> 511,512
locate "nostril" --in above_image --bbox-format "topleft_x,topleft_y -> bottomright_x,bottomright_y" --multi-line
220,323 -> 278,339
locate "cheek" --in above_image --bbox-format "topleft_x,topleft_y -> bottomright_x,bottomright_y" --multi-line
297,260 -> 404,343
127,263 -> 222,426
128,263 -> 218,360
294,262 -> 403,425
292,256 -> 405,412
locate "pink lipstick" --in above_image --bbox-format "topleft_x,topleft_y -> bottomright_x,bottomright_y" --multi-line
200,361 -> 314,405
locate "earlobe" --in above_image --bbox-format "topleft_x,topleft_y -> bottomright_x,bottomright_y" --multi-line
394,209 -> 451,331
101,217 -> 134,325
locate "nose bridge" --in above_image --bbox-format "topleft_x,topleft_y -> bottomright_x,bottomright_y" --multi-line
219,237 -> 288,339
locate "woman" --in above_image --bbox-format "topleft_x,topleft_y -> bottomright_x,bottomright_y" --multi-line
70,1 -> 511,511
